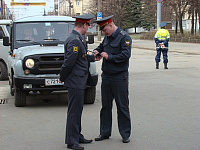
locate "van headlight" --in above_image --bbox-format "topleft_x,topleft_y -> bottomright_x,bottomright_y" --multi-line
25,59 -> 35,68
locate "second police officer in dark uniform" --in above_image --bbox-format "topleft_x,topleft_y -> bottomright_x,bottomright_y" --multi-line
59,14 -> 96,150
93,15 -> 132,143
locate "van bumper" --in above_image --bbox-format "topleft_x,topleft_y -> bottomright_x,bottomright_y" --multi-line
14,74 -> 98,91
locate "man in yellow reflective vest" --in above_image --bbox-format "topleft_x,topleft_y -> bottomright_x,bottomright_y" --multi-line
154,22 -> 170,69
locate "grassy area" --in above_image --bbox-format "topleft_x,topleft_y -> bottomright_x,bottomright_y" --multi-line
130,34 -> 142,39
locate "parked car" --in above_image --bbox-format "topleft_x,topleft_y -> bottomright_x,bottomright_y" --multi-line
0,19 -> 12,80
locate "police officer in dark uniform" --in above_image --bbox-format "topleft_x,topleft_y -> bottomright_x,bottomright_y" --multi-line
59,14 -> 96,150
93,15 -> 132,143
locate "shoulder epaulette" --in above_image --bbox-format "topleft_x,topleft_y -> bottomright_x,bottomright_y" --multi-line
120,30 -> 126,36
75,34 -> 80,40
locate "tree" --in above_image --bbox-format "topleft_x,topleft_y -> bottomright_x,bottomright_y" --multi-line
100,0 -> 127,28
86,0 -> 156,31
141,0 -> 156,31
166,0 -> 189,34
86,0 -> 127,28
122,0 -> 143,33
188,0 -> 200,34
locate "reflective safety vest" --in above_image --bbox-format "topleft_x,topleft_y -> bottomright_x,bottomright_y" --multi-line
154,28 -> 170,41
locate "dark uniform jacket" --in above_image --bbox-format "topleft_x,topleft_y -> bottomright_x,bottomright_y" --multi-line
95,27 -> 132,75
60,30 -> 94,89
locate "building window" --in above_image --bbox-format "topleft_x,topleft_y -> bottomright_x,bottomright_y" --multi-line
76,0 -> 80,6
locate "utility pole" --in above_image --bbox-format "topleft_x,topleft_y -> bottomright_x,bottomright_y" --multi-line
68,0 -> 71,16
1,0 -> 4,18
157,0 -> 162,29
58,0 -> 60,15
97,0 -> 101,41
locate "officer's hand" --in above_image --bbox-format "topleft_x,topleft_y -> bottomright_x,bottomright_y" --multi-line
159,43 -> 163,46
94,53 -> 102,61
93,50 -> 99,55
101,52 -> 108,60
93,50 -> 102,61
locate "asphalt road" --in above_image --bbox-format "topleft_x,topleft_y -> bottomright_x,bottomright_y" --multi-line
0,40 -> 200,150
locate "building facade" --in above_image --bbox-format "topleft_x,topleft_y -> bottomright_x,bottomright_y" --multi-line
58,0 -> 96,16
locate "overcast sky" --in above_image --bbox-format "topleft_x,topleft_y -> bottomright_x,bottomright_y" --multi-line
5,0 -> 54,20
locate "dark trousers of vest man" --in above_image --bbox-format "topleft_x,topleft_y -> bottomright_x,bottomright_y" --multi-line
65,88 -> 85,146
100,71 -> 131,138
155,48 -> 168,64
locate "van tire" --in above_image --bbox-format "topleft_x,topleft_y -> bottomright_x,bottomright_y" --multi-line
15,88 -> 26,107
0,62 -> 8,80
84,86 -> 96,104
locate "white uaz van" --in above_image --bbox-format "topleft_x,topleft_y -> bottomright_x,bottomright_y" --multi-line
2,15 -> 98,107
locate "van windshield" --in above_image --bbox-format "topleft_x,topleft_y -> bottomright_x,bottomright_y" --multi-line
14,21 -> 74,48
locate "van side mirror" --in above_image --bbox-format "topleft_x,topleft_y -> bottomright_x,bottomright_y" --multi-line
3,36 -> 10,46
0,31 -> 3,39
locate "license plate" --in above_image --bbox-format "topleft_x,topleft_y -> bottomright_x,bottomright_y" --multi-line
45,79 -> 64,86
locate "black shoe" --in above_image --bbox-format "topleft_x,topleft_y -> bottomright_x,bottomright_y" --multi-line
95,135 -> 109,141
67,144 -> 84,150
122,137 -> 130,143
164,63 -> 168,69
79,138 -> 93,144
156,63 -> 159,69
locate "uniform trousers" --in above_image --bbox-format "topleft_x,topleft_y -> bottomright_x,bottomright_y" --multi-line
155,48 -> 168,63
65,88 -> 85,146
100,71 -> 131,138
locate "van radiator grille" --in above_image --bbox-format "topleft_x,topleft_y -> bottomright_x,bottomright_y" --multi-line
23,54 -> 64,75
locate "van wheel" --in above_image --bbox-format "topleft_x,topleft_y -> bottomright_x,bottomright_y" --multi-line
15,88 -> 26,107
0,62 -> 8,80
84,86 -> 96,104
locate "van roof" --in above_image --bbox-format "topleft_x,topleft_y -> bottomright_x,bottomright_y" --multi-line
14,15 -> 75,23
0,20 -> 12,25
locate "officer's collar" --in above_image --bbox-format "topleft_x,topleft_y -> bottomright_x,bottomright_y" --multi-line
111,27 -> 120,38
72,30 -> 84,41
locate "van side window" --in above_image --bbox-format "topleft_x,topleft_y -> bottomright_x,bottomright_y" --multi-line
6,25 -> 11,34
0,26 -> 5,39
